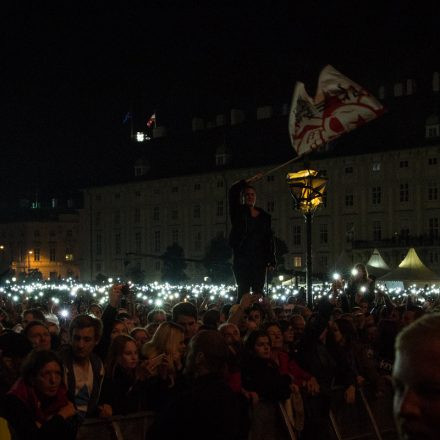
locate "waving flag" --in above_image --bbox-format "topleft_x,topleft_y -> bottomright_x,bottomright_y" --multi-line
146,113 -> 156,128
289,65 -> 384,157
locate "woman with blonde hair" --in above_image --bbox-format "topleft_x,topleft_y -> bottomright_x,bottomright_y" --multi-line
144,321 -> 185,387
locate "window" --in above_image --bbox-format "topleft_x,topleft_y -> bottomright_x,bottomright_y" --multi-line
216,201 -> 224,217
134,208 -> 141,224
319,224 -> 328,244
95,212 -> 101,226
134,191 -> 141,197
34,230 -> 40,238
429,218 -> 439,239
345,194 -> 354,207
217,180 -> 224,188
154,231 -> 161,252
193,205 -> 201,219
267,175 -> 275,182
399,160 -> 408,168
267,201 -> 275,213
114,193 -> 120,199
114,211 -> 121,225
373,221 -> 382,241
293,256 -> 302,268
400,183 -> 409,202
49,248 -> 56,262
429,157 -> 438,165
171,186 -> 178,193
292,225 -> 301,246
428,182 -> 438,201
372,162 -> 381,172
115,233 -> 121,255
34,249 -> 40,262
346,223 -> 354,243
155,261 -> 161,271
171,209 -> 178,221
65,251 -> 74,261
372,186 -> 381,205
171,229 -> 179,244
66,230 -> 73,238
194,231 -> 202,251
135,232 -> 142,253
345,166 -> 353,174
153,207 -> 160,222
194,183 -> 201,191
96,233 -> 102,256
95,194 -> 102,201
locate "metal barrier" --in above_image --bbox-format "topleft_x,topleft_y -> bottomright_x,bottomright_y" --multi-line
329,384 -> 398,440
76,411 -> 155,440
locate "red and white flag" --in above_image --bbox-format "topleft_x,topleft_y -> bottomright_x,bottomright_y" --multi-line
288,65 -> 385,157
146,112 -> 156,128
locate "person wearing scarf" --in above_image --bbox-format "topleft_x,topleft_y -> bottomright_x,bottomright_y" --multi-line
1,350 -> 77,440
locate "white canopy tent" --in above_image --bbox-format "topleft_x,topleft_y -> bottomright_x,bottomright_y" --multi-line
378,248 -> 440,288
366,248 -> 390,279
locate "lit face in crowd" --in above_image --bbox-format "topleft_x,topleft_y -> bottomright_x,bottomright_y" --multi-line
71,326 -> 98,361
119,340 -> 139,370
254,336 -> 271,360
393,338 -> 440,439
34,361 -> 63,398
243,188 -> 256,208
27,324 -> 51,351
176,315 -> 198,340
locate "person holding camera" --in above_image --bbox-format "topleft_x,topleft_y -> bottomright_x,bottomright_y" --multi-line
228,173 -> 276,303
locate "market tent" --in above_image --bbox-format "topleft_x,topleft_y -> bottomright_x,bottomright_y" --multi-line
366,248 -> 390,278
378,248 -> 440,287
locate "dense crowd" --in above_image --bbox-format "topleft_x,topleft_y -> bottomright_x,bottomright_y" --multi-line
0,263 -> 437,439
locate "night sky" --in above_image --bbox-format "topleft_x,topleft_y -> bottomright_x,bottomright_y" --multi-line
1,2 -> 439,203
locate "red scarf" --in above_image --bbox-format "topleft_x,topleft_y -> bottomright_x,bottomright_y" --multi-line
8,378 -> 69,425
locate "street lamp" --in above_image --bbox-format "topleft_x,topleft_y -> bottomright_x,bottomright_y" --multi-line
287,169 -> 328,308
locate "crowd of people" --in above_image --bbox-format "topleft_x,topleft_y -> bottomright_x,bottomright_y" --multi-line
0,262 -> 437,439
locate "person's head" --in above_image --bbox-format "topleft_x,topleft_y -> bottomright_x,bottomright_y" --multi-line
218,323 -> 241,346
69,314 -> 103,361
140,342 -> 161,374
172,302 -> 198,340
21,350 -> 64,399
248,305 -> 263,328
130,327 -> 149,348
243,185 -> 256,208
290,314 -> 306,339
44,314 -> 60,336
111,320 -> 128,340
151,321 -> 185,365
393,313 -> 440,439
22,308 -> 46,327
106,334 -> 138,378
245,330 -> 271,360
184,330 -> 229,377
202,309 -> 221,330
24,321 -> 51,351
87,303 -> 103,319
278,320 -> 294,345
147,309 -> 167,325
262,322 -> 283,351
352,263 -> 368,281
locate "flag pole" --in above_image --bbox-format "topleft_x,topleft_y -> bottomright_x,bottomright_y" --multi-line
260,155 -> 302,177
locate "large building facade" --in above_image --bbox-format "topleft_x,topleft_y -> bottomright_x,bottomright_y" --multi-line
79,142 -> 440,282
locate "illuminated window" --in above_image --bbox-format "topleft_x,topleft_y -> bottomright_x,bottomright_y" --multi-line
293,256 -> 302,268
372,162 -> 381,171
65,253 -> 74,261
34,249 -> 40,262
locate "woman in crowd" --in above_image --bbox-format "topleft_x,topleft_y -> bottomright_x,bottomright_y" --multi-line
99,334 -> 148,416
1,350 -> 77,440
147,321 -> 185,388
344,263 -> 375,310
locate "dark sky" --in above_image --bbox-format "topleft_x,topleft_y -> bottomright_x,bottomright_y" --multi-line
1,1 -> 439,201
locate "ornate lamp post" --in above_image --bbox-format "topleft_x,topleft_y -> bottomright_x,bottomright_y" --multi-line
287,169 -> 328,307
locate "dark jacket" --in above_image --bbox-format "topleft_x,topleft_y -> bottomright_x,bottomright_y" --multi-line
228,180 -> 275,266
58,346 -> 104,418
